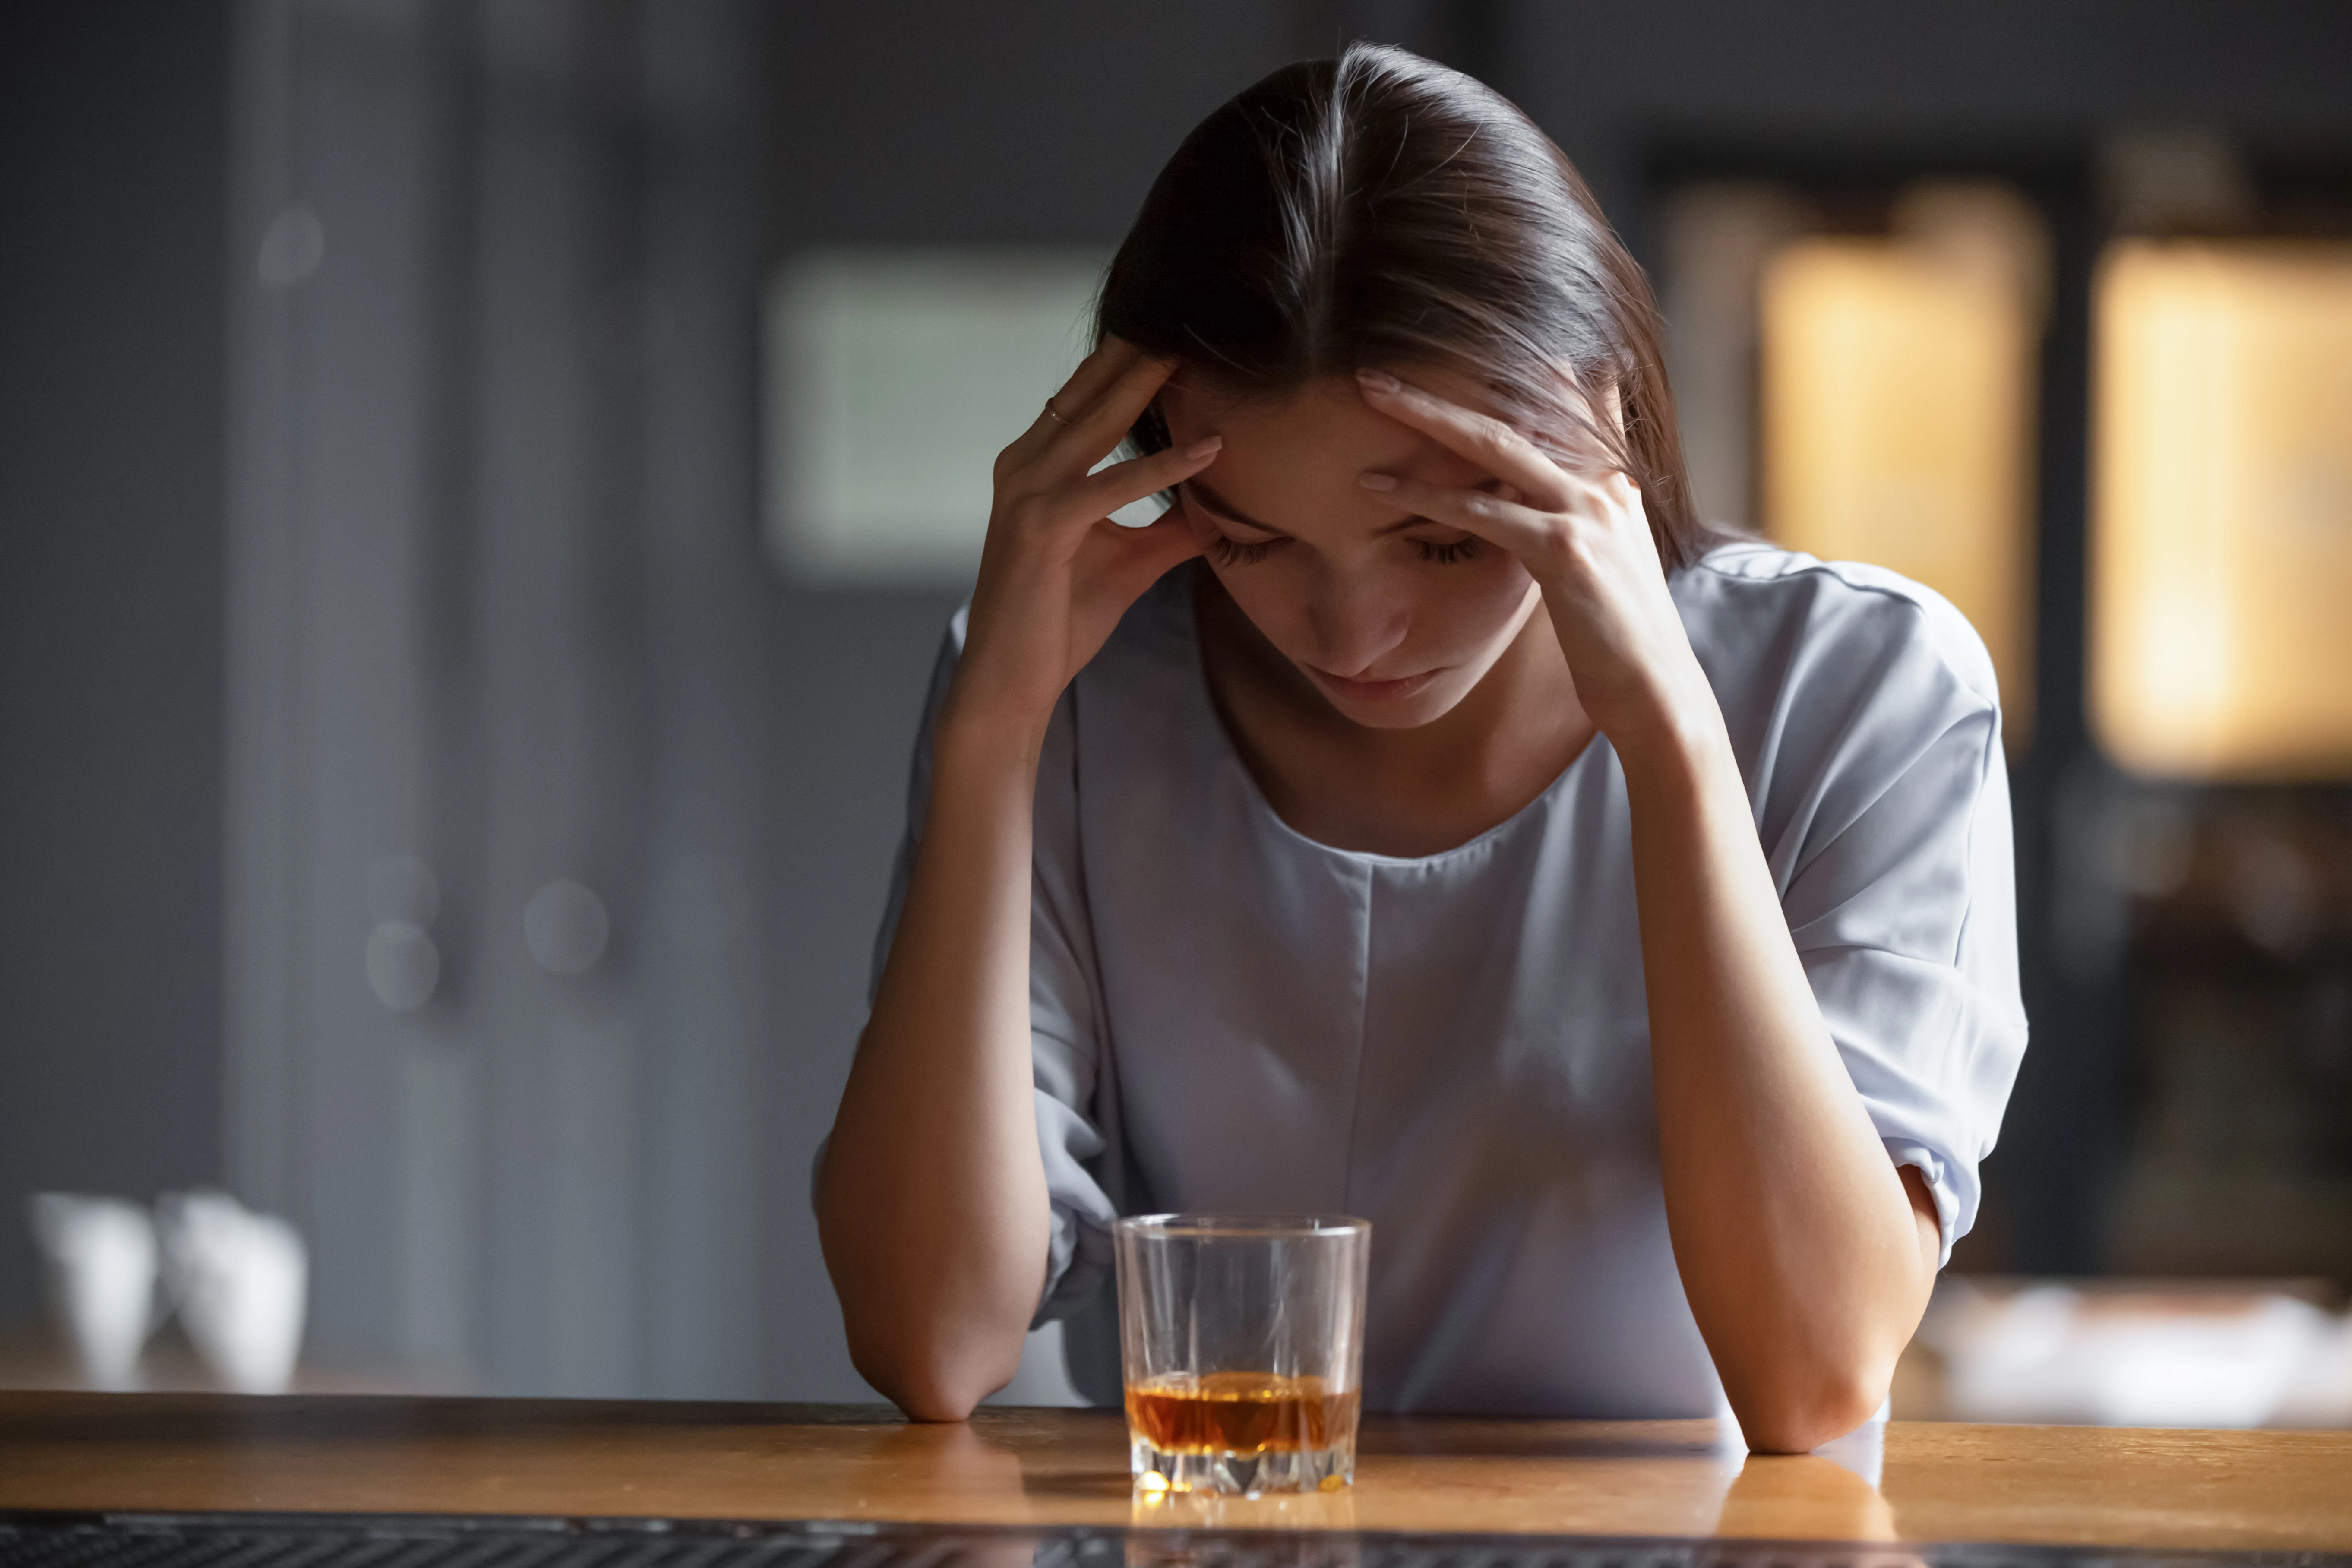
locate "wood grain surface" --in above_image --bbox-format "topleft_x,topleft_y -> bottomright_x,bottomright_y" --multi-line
1,1393 -> 2347,1550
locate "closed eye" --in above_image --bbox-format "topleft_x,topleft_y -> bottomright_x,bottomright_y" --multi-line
1206,533 -> 1286,567
1412,535 -> 1482,565
1182,484 -> 1290,567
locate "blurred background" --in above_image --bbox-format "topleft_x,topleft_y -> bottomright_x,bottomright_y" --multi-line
4,0 -> 2352,1424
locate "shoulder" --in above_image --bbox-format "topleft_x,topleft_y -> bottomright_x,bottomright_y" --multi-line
1675,539 -> 2002,719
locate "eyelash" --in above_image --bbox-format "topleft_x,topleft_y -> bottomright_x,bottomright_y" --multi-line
1206,533 -> 1482,567
1214,534 -> 1486,571
1206,535 -> 1282,567
1189,472 -> 1483,569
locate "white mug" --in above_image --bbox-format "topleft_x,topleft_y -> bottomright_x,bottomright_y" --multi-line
27,1193 -> 160,1391
156,1190 -> 308,1395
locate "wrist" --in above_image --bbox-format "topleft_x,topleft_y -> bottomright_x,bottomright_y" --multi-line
1603,661 -> 1733,793
934,686 -> 1054,775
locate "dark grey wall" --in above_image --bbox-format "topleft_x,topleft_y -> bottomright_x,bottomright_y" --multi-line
0,1 -> 231,1324
1502,0 -> 2352,247
765,0 -> 2352,272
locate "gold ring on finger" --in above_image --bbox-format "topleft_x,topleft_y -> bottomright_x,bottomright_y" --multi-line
1043,397 -> 1072,427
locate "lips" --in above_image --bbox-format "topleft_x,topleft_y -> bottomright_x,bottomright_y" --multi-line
1307,664 -> 1442,703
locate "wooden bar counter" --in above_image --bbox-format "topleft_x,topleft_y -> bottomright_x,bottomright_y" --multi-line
3,1393 -> 2349,1553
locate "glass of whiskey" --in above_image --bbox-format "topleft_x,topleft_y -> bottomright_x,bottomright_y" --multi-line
1114,1214 -> 1371,1496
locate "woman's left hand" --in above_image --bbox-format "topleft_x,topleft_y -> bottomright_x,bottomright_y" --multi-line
1354,369 -> 1710,759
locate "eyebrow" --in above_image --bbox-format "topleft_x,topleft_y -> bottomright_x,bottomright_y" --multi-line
1185,477 -> 1447,538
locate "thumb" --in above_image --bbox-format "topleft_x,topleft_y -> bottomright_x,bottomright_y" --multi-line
1094,507 -> 1204,603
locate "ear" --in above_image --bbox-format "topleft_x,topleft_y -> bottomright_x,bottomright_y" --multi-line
1144,381 -> 1183,445
1133,390 -> 1174,455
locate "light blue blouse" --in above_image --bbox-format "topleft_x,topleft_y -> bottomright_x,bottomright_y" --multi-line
868,543 -> 2028,1416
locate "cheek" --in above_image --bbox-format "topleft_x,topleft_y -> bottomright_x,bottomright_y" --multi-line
1206,560 -> 1311,649
1413,554 -> 1538,648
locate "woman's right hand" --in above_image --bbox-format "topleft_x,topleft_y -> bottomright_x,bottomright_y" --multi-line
947,338 -> 1221,736
821,339 -> 1213,1420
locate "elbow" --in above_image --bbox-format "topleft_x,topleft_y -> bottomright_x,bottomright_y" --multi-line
848,1330 -> 1025,1423
813,1152 -> 1047,1423
828,1249 -> 1031,1423
1732,1361 -> 1889,1455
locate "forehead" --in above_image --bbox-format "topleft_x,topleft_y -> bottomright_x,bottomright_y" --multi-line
1161,371 -> 1497,525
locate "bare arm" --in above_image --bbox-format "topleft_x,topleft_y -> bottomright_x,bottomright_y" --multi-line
815,341 -> 1216,1421
817,711 -> 1052,1420
1356,370 -> 1941,1453
1616,695 -> 1942,1452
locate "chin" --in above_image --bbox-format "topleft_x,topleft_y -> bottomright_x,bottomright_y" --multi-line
1331,696 -> 1445,730
1315,671 -> 1476,730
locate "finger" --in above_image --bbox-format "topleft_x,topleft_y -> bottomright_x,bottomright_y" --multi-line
1068,433 -> 1220,521
1050,335 -> 1147,421
1357,471 -> 1565,557
1007,338 -> 1148,456
1042,351 -> 1178,471
1356,370 -> 1575,507
1090,503 -> 1205,596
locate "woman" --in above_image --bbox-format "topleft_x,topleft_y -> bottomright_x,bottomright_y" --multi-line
816,44 -> 2026,1452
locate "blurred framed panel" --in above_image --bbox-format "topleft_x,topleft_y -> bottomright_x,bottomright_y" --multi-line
2090,241 -> 2352,780
762,248 -> 1115,586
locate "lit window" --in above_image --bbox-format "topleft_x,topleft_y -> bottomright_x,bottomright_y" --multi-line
2090,241 -> 2352,779
1758,189 -> 2044,750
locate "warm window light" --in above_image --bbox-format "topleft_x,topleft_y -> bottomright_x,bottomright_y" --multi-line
1759,190 -> 2044,752
2090,242 -> 2352,780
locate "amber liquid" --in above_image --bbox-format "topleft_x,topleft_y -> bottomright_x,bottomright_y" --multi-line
1124,1372 -> 1360,1455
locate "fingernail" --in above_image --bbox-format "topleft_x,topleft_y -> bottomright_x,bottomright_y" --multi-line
1357,368 -> 1400,394
1358,472 -> 1397,492
1184,436 -> 1223,460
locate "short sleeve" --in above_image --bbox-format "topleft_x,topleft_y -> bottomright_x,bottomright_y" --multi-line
1710,560 -> 2030,1268
856,612 -> 1121,1327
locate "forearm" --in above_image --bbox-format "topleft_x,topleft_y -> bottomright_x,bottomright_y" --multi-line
1616,705 -> 1939,1453
817,703 -> 1054,1420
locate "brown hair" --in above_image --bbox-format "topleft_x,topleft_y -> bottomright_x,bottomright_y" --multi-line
1098,42 -> 1714,571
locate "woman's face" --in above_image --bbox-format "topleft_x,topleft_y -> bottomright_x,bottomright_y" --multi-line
1157,372 -> 1544,731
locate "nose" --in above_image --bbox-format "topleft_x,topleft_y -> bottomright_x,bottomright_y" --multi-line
1304,567 -> 1410,678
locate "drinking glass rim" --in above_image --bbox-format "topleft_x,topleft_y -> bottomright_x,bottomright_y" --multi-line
1115,1212 -> 1369,1239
